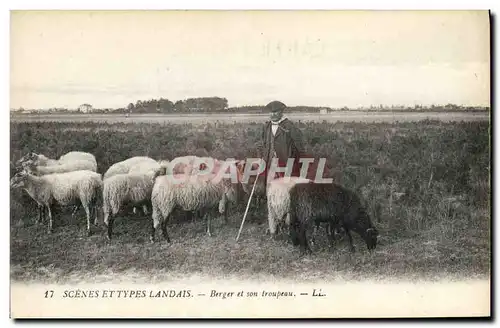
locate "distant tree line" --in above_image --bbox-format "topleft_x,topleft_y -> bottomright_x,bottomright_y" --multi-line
119,97 -> 229,114
11,98 -> 490,114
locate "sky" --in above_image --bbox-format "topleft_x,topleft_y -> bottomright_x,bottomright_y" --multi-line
10,10 -> 490,110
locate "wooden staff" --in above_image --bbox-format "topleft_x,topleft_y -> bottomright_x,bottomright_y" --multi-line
235,172 -> 260,242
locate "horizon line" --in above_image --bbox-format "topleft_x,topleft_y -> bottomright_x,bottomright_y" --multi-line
10,103 -> 491,112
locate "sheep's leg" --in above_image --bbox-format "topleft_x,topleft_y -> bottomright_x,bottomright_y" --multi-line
161,219 -> 170,243
288,209 -> 300,246
298,222 -> 312,255
206,213 -> 212,237
93,206 -> 99,226
327,222 -> 344,252
222,203 -> 228,225
326,223 -> 336,247
84,205 -> 92,237
219,195 -> 228,225
266,202 -> 273,236
37,205 -> 43,224
46,205 -> 54,234
149,220 -> 156,243
289,221 -> 300,246
107,217 -> 115,240
311,221 -> 321,247
103,208 -> 113,240
71,205 -> 79,218
37,204 -> 47,225
151,202 -> 170,243
223,209 -> 228,225
345,227 -> 356,253
266,208 -> 277,238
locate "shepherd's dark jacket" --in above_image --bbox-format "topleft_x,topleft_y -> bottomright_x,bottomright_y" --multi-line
260,118 -> 305,180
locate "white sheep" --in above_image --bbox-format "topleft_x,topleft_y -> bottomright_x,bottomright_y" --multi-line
23,159 -> 98,175
150,165 -> 241,243
10,169 -> 102,235
103,156 -> 158,180
266,177 -> 310,236
102,167 -> 166,240
20,159 -> 98,221
163,156 -> 227,222
17,151 -> 97,168
128,159 -> 170,175
58,151 -> 97,165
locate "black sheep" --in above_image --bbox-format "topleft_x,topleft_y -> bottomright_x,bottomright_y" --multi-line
289,182 -> 379,254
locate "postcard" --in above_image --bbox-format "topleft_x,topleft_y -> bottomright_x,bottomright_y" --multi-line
9,10 -> 491,318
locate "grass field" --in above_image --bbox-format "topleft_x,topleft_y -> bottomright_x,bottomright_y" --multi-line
10,119 -> 491,284
10,111 -> 490,124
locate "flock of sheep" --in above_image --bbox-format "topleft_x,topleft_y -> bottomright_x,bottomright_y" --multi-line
11,150 -> 379,254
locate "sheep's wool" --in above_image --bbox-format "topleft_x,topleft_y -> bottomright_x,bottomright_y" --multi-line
103,171 -> 158,215
104,156 -> 158,179
35,159 -> 97,175
266,177 -> 310,234
151,173 -> 238,228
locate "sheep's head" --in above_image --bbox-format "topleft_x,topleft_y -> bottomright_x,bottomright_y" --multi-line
351,208 -> 379,251
20,160 -> 38,174
16,152 -> 38,168
235,159 -> 265,195
10,170 -> 29,188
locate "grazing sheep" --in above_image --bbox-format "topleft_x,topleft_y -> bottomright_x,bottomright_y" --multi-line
166,156 -> 232,222
20,159 -> 97,221
103,156 -> 158,180
17,152 -> 98,221
10,169 -> 102,235
103,167 -> 166,240
288,183 -> 379,254
16,151 -> 97,168
23,159 -> 98,175
150,167 -> 241,243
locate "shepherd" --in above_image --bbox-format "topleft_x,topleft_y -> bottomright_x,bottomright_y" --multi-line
260,100 -> 306,183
